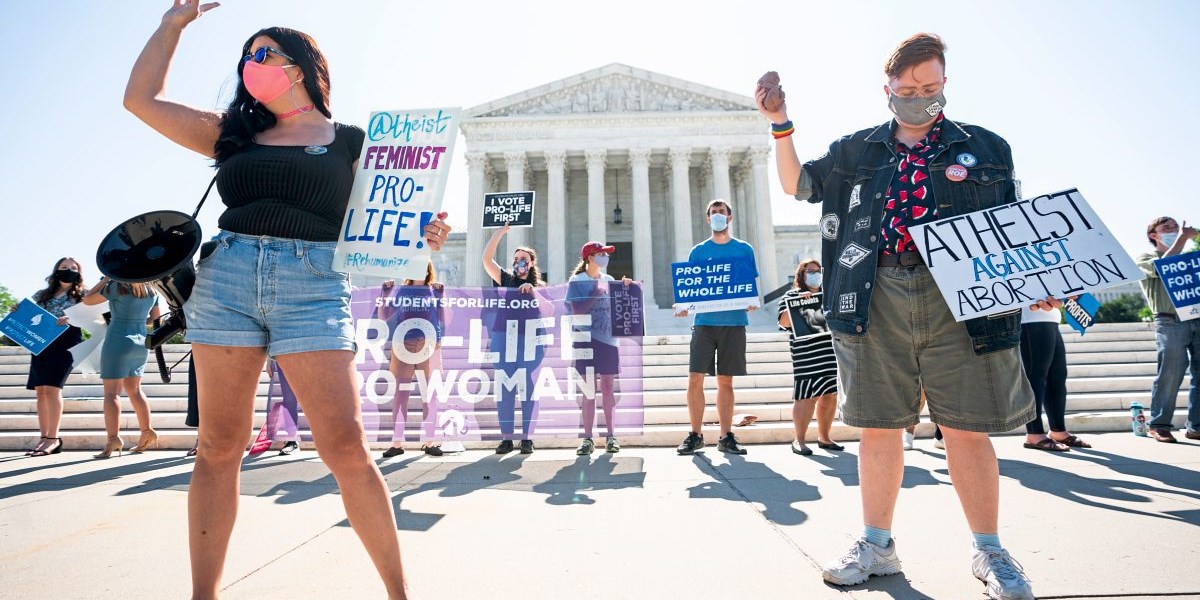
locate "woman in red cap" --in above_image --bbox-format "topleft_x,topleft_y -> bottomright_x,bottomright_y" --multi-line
567,241 -> 631,455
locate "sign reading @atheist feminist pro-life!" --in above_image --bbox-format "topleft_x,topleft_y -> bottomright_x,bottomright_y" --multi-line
671,257 -> 760,314
335,107 -> 462,282
911,189 -> 1144,321
0,299 -> 68,355
1154,250 -> 1200,321
481,192 -> 535,228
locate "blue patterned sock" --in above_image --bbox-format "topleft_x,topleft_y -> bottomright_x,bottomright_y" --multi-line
864,525 -> 892,548
972,532 -> 1002,550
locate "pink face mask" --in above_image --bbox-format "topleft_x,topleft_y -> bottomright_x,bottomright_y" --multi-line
242,60 -> 298,104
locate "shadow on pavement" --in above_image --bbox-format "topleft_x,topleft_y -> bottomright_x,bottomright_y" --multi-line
806,450 -> 949,489
686,452 -> 819,526
0,455 -> 189,500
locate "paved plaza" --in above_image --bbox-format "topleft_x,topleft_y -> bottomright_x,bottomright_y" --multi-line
1,432 -> 1198,599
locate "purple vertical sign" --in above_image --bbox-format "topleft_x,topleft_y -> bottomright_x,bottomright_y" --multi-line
267,283 -> 646,443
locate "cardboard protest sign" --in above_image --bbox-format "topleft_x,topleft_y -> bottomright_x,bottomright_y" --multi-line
1154,250 -> 1200,321
911,189 -> 1143,321
671,258 -> 760,314
0,299 -> 68,355
786,292 -> 823,337
482,192 -> 535,228
335,107 -> 462,281
1062,293 -> 1100,334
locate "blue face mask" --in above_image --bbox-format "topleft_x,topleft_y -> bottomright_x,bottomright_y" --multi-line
594,254 -> 610,268
1158,232 -> 1179,248
804,272 -> 823,289
710,213 -> 729,232
513,259 -> 529,275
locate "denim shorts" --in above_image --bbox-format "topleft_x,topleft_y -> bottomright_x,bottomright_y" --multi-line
183,231 -> 355,357
831,266 -> 1034,433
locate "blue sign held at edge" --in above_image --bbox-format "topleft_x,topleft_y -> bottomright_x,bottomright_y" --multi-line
1062,293 -> 1100,335
0,299 -> 69,355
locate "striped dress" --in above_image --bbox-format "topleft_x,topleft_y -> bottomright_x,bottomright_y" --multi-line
777,289 -> 838,401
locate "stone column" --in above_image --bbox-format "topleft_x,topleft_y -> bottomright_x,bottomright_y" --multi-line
465,152 -> 488,286
749,146 -> 780,291
629,147 -> 654,297
544,150 -> 567,285
734,165 -> 757,251
710,147 -> 733,238
586,149 -> 607,244
669,147 -> 693,261
504,151 -> 528,260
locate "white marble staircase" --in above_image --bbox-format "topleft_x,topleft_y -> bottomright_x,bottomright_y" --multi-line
0,322 -> 1188,451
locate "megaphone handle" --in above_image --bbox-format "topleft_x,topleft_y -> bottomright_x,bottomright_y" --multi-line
155,345 -> 172,384
191,175 -> 219,220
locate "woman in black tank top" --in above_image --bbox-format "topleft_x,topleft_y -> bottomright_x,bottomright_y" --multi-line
124,3 -> 450,597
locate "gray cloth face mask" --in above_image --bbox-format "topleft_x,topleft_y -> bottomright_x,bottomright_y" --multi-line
888,90 -> 947,126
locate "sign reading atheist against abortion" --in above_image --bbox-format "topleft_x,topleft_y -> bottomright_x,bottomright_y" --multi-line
335,107 -> 462,282
911,189 -> 1143,321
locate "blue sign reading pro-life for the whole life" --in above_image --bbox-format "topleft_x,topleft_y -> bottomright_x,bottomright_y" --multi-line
0,299 -> 68,355
671,257 -> 759,314
1154,250 -> 1200,321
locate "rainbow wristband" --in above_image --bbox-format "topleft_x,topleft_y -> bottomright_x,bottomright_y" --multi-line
771,120 -> 794,139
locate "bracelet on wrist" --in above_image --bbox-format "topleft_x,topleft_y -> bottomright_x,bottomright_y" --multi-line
771,121 -> 795,139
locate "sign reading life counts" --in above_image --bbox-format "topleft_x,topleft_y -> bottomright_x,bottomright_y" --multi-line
335,107 -> 462,282
910,188 -> 1144,321
1154,250 -> 1200,321
0,299 -> 68,355
482,192 -> 535,228
671,257 -> 760,314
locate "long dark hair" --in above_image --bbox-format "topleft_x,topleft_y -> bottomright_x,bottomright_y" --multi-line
214,27 -> 332,165
34,257 -> 85,307
515,247 -> 544,286
570,258 -> 589,277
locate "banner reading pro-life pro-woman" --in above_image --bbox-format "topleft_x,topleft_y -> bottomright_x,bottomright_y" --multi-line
334,107 -> 462,282
257,283 -> 648,445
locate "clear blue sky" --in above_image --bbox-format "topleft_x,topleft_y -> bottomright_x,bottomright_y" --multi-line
1,0 -> 1193,296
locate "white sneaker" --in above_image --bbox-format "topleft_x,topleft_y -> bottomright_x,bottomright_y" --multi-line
972,546 -> 1035,600
822,538 -> 902,586
933,438 -> 946,450
902,431 -> 915,451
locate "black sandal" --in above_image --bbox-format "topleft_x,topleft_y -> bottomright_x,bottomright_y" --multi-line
1023,438 -> 1068,452
817,441 -> 845,451
25,436 -> 48,456
1051,434 -> 1091,448
29,437 -> 63,457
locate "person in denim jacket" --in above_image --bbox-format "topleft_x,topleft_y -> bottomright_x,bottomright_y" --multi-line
758,34 -> 1057,600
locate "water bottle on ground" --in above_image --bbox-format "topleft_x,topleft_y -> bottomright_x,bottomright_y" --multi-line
1131,402 -> 1149,437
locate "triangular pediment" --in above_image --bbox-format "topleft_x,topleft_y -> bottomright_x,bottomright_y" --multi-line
467,63 -> 755,118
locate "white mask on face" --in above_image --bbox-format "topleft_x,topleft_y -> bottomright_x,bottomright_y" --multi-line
1158,232 -> 1179,248
804,272 -> 823,288
710,213 -> 729,232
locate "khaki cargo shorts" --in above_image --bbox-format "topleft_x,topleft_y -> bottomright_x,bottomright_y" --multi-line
831,266 -> 1034,433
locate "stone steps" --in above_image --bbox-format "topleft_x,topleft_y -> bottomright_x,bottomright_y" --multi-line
0,323 -> 1186,450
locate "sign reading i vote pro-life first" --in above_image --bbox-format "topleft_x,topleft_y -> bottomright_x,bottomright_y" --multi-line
1154,250 -> 1200,321
671,258 -> 760,314
911,189 -> 1144,321
335,107 -> 462,282
0,299 -> 68,355
482,192 -> 535,228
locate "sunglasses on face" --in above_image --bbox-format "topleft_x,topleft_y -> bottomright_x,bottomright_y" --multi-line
243,46 -> 295,64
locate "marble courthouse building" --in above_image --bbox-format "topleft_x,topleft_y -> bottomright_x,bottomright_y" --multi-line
433,64 -> 821,309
